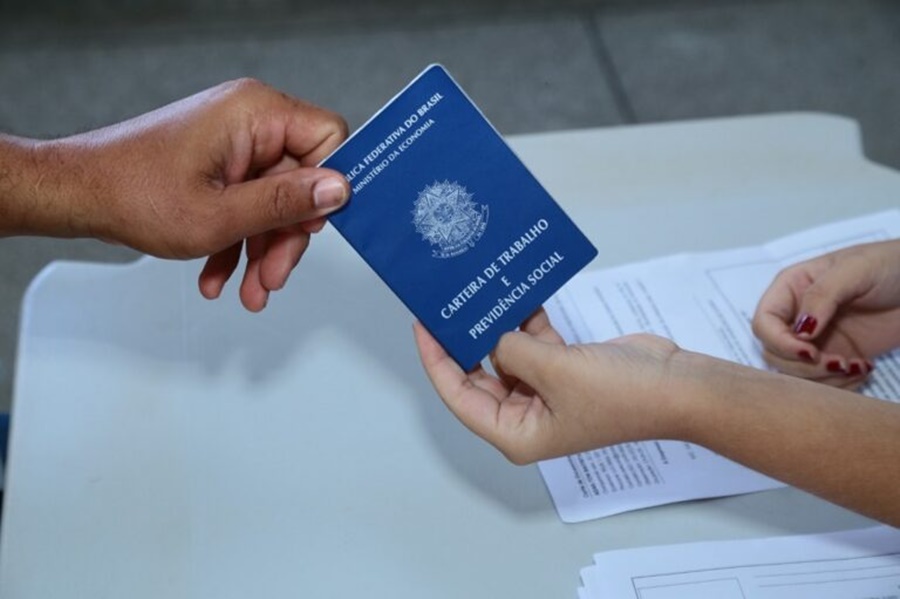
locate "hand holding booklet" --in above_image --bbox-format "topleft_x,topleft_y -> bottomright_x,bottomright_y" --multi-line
322,65 -> 597,370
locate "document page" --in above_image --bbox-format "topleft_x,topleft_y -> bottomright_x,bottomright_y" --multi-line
578,525 -> 900,599
540,210 -> 900,522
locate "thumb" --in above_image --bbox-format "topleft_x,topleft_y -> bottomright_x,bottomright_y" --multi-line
794,263 -> 871,339
493,330 -> 565,393
220,167 -> 349,239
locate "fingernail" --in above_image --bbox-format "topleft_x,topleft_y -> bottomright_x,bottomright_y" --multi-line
865,360 -> 876,373
313,177 -> 349,210
826,359 -> 844,373
848,362 -> 862,376
797,349 -> 814,362
793,313 -> 817,336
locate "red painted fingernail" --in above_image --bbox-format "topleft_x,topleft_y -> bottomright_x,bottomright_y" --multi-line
848,362 -> 862,376
793,314 -> 817,336
797,350 -> 814,361
865,361 -> 876,373
826,360 -> 844,373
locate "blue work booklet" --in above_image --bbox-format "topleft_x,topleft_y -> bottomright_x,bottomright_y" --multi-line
324,64 -> 597,370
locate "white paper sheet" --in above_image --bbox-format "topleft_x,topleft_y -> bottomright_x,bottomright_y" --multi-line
579,525 -> 900,599
540,210 -> 900,522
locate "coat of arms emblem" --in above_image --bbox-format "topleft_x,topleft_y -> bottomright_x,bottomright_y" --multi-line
411,181 -> 489,258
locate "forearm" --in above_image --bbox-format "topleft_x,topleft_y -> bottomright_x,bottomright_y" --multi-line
677,352 -> 900,525
0,133 -> 105,239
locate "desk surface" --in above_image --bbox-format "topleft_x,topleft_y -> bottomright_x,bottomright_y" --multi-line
2,113 -> 898,598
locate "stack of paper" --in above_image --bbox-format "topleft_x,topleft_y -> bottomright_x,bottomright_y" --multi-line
578,525 -> 900,598
541,210 -> 900,522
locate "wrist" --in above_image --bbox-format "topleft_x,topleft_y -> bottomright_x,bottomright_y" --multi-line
657,349 -> 747,444
0,135 -> 38,236
0,134 -> 106,239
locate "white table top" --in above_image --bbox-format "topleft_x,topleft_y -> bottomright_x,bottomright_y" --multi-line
2,113 -> 898,598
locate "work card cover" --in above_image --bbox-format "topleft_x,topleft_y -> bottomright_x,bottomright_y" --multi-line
324,64 -> 597,370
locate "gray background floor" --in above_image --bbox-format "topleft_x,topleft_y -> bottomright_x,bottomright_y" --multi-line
0,0 -> 898,415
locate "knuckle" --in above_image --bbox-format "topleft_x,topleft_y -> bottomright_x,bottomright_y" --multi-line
267,178 -> 298,223
225,77 -> 266,96
493,332 -> 517,366
503,446 -> 538,466
800,285 -> 833,311
295,101 -> 350,146
750,315 -> 764,338
216,78 -> 269,111
325,110 -> 350,141
501,446 -> 532,466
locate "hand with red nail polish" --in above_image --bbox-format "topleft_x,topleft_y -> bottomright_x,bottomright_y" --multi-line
752,239 -> 900,387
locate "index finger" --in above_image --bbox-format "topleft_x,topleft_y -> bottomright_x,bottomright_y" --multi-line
282,96 -> 349,166
413,322 -> 506,439
520,308 -> 566,345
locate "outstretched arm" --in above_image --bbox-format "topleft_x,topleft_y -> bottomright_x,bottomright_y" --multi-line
0,79 -> 351,311
415,311 -> 900,525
